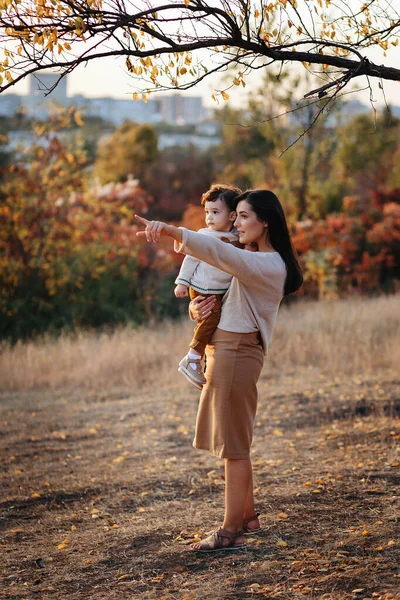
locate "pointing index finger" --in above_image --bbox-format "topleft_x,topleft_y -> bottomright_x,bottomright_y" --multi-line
134,214 -> 149,225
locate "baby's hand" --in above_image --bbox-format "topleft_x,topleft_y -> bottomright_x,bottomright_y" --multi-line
174,284 -> 189,298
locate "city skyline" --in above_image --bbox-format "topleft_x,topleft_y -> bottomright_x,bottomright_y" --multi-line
6,42 -> 400,111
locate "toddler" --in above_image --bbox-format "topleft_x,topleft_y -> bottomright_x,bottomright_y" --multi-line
175,183 -> 241,390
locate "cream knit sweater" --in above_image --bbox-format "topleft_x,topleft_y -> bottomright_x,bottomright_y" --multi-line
175,228 -> 287,355
175,228 -> 238,294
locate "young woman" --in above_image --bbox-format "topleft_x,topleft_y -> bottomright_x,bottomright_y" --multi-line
135,189 -> 303,552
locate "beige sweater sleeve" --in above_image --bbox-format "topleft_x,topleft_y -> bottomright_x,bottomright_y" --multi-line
174,228 -> 261,284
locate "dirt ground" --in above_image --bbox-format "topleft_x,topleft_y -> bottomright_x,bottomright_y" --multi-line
1,368 -> 399,600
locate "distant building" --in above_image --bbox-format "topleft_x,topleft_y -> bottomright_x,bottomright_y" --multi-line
158,132 -> 220,150
6,73 -> 206,125
70,95 -> 162,125
159,94 -> 205,124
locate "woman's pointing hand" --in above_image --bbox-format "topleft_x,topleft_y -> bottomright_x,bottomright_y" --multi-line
135,215 -> 183,244
135,214 -> 168,243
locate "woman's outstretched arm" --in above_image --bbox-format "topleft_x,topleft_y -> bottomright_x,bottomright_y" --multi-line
135,214 -> 259,284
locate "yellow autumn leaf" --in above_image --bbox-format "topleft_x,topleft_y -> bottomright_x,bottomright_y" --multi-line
276,540 -> 288,547
74,111 -> 84,127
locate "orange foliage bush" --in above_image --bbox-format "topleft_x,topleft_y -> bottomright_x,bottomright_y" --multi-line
292,198 -> 400,297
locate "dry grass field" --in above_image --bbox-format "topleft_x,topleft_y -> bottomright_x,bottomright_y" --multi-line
1,295 -> 399,600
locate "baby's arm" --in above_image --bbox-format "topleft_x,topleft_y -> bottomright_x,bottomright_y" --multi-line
174,254 -> 200,297
174,283 -> 189,298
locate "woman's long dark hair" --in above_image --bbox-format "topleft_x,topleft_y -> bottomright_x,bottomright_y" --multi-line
236,189 -> 303,295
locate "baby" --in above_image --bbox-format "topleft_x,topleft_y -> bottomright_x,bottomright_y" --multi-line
174,183 -> 241,390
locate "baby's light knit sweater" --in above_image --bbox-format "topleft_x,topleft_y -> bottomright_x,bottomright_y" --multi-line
175,228 -> 238,294
175,228 -> 287,355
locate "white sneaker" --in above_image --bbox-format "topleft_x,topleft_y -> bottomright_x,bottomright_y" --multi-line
178,356 -> 206,391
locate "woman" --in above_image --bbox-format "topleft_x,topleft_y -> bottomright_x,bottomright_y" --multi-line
136,189 -> 303,552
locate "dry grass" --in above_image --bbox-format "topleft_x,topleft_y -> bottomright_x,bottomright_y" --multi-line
1,294 -> 399,392
1,295 -> 399,600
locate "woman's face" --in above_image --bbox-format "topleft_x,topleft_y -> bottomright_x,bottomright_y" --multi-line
234,200 -> 267,247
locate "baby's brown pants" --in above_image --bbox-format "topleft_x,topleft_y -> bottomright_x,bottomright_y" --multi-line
189,288 -> 224,356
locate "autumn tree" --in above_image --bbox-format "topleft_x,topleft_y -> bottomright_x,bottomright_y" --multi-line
0,1 -> 399,115
0,108 -> 89,338
145,144 -> 215,220
0,108 -> 179,341
334,110 -> 400,206
94,121 -> 158,184
214,103 -> 279,191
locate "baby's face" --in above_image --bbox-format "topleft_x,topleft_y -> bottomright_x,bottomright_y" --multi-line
204,199 -> 236,232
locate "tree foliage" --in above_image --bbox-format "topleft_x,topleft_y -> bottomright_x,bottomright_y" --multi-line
145,144 -> 215,220
0,110 -> 178,341
0,0 -> 399,109
94,121 -> 158,184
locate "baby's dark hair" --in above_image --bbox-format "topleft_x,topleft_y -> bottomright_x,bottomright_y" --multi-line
201,183 -> 242,212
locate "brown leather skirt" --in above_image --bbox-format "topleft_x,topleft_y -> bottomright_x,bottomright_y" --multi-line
193,328 -> 264,459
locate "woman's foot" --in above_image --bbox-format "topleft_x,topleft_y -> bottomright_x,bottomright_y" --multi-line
191,527 -> 245,552
243,513 -> 262,535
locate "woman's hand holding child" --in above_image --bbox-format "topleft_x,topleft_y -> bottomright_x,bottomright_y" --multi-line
189,294 -> 217,321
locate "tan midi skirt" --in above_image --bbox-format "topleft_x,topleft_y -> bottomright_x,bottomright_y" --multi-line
193,328 -> 264,459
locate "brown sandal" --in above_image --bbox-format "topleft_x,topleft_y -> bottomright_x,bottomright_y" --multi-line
243,513 -> 262,535
191,527 -> 246,552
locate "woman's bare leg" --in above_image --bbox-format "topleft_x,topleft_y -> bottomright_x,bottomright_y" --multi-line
243,463 -> 255,519
223,458 -> 251,532
191,458 -> 252,550
243,465 -> 261,531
